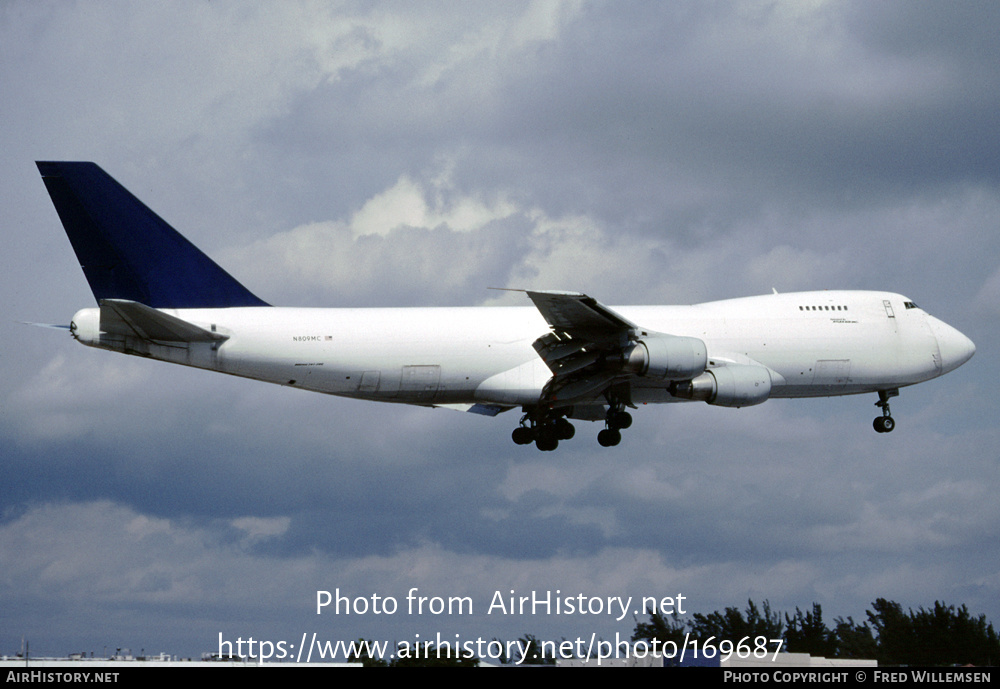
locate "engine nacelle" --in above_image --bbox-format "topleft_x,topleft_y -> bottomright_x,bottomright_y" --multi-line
671,364 -> 772,407
623,336 -> 707,381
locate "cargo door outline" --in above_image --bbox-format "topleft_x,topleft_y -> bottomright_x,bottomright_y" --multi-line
399,365 -> 441,400
813,359 -> 852,388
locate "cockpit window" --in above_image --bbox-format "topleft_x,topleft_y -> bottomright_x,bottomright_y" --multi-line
904,301 -> 919,309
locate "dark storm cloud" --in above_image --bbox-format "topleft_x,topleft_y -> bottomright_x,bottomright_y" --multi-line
342,4 -> 1000,198
249,0 -> 1000,299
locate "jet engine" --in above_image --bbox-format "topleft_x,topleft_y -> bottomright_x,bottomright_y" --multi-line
670,364 -> 772,407
623,336 -> 707,381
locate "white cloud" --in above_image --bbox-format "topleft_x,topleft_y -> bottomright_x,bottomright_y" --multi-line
8,351 -> 154,442
350,171 -> 518,238
231,516 -> 292,541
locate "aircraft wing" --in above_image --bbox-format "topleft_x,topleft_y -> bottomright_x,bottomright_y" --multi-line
525,290 -> 639,337
524,290 -> 642,405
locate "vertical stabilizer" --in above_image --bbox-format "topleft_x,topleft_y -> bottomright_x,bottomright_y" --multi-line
36,161 -> 269,308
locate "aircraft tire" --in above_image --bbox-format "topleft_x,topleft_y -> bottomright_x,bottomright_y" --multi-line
555,419 -> 575,440
873,416 -> 896,433
611,411 -> 632,429
512,427 -> 534,445
597,428 -> 621,447
536,436 -> 559,451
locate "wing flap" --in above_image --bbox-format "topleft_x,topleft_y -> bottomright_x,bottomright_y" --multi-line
519,290 -> 643,406
526,292 -> 637,383
521,290 -> 710,409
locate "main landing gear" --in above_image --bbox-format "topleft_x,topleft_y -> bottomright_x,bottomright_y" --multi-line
512,413 -> 575,452
598,407 -> 632,447
873,389 -> 898,433
511,404 -> 634,451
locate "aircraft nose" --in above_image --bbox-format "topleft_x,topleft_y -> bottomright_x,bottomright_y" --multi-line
927,316 -> 975,374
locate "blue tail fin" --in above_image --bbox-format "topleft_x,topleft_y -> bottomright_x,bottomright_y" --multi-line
37,161 -> 269,308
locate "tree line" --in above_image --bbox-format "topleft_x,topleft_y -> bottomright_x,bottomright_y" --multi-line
350,598 -> 999,666
632,598 -> 999,666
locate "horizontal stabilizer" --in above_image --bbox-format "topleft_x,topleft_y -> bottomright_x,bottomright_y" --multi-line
100,299 -> 228,344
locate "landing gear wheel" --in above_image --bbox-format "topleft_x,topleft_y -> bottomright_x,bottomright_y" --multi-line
597,428 -> 622,447
536,435 -> 559,451
610,411 -> 632,429
534,424 -> 560,451
512,426 -> 534,445
555,418 -> 576,440
873,416 -> 896,433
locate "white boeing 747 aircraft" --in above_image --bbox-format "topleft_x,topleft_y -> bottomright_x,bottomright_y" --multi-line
36,162 -> 975,450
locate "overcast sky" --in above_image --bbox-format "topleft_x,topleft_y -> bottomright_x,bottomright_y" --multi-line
2,1 -> 998,661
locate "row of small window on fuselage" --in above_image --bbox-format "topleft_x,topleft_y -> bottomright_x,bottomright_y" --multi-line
799,305 -> 848,311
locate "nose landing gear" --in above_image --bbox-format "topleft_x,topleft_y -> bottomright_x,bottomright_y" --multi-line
873,389 -> 898,433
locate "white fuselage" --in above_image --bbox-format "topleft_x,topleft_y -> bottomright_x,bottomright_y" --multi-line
69,290 -> 974,414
